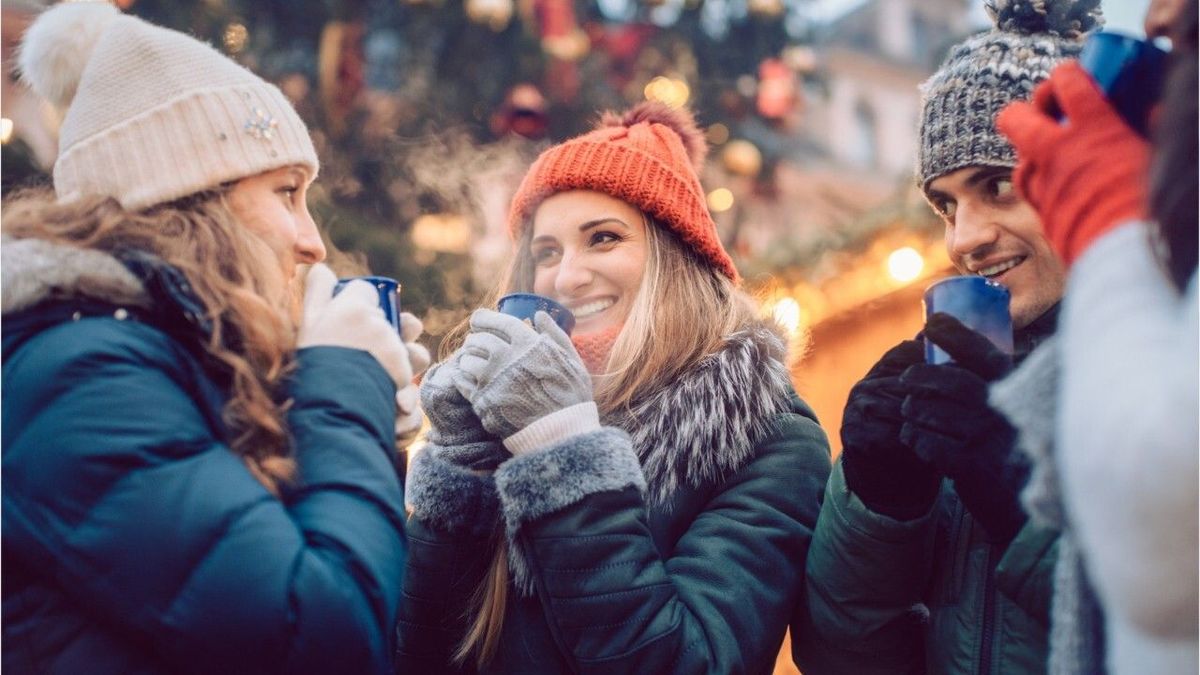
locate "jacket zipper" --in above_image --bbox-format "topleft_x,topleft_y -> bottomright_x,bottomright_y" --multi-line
978,540 -> 996,674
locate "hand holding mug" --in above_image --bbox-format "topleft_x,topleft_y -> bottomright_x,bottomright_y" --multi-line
899,314 -> 1026,542
452,309 -> 592,441
394,311 -> 431,445
298,264 -> 410,388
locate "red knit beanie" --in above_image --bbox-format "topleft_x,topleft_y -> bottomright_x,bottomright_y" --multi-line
508,102 -> 739,282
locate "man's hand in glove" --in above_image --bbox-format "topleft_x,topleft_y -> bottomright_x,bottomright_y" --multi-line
900,313 -> 1029,543
840,339 -> 941,520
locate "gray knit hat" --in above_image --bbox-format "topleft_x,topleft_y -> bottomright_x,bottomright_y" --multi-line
917,0 -> 1103,190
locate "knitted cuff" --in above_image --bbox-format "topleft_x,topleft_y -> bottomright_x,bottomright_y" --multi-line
503,402 -> 600,456
406,443 -> 504,538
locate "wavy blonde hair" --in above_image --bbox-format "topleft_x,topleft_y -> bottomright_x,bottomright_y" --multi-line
445,212 -> 757,667
3,188 -> 297,494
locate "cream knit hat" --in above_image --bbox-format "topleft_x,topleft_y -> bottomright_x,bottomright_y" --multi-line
18,1 -> 318,211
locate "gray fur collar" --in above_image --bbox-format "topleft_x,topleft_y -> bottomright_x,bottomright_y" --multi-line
1,235 -> 148,315
606,322 -> 794,506
990,336 -> 1061,529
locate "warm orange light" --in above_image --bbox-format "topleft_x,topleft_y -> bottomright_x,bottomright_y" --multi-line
411,213 -> 471,254
706,123 -> 730,145
707,188 -> 734,213
887,247 -> 925,283
223,23 -> 248,53
772,297 -> 803,336
722,140 -> 762,177
466,0 -> 514,30
644,76 -> 690,108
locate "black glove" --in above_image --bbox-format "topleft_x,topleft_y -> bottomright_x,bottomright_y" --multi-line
899,313 -> 1028,544
840,339 -> 941,520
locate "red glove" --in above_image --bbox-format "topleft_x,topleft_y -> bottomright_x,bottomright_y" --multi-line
996,62 -> 1151,267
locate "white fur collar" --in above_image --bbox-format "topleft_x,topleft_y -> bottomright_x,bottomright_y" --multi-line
606,322 -> 794,505
2,236 -> 148,315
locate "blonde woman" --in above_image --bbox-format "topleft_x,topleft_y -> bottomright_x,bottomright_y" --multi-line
3,4 -> 425,673
396,103 -> 832,673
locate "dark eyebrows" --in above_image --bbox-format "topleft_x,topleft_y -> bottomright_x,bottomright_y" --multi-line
927,166 -> 1012,202
532,217 -> 631,243
531,217 -> 633,246
964,166 -> 1012,188
579,217 -> 632,232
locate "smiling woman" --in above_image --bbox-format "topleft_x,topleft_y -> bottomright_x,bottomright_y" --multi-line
397,103 -> 836,674
529,192 -> 647,338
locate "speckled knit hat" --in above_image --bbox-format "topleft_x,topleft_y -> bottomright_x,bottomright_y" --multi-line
508,102 -> 738,282
18,2 -> 318,211
917,0 -> 1103,190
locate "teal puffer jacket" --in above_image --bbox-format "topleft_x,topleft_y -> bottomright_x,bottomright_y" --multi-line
397,324 -> 833,674
2,238 -> 407,675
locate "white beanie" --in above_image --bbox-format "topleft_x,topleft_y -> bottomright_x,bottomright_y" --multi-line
18,1 -> 318,211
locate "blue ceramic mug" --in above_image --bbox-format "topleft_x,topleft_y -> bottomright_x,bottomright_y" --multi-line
497,292 -> 576,336
334,276 -> 401,330
923,276 -> 1013,365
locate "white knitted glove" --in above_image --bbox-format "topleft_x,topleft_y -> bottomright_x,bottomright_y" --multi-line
298,263 -> 409,388
394,311 -> 431,445
400,312 -> 432,378
394,385 -> 422,446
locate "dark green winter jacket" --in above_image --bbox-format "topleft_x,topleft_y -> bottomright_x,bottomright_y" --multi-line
396,324 -> 832,674
801,465 -> 1057,674
798,309 -> 1061,675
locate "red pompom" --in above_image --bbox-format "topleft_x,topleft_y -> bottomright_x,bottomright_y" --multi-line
599,101 -> 707,171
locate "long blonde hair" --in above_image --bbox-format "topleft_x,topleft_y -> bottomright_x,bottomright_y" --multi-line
447,213 -> 757,667
443,218 -> 756,413
3,188 -> 298,494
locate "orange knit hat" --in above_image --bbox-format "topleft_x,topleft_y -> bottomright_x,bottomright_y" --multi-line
508,102 -> 739,282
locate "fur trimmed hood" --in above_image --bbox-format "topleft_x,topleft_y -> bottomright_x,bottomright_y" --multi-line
607,322 -> 794,505
1,235 -> 149,315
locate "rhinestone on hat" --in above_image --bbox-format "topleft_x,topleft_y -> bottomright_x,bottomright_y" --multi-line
244,107 -> 278,140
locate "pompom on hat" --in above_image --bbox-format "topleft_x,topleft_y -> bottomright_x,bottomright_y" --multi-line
917,0 -> 1104,190
18,1 -> 318,211
508,102 -> 739,282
